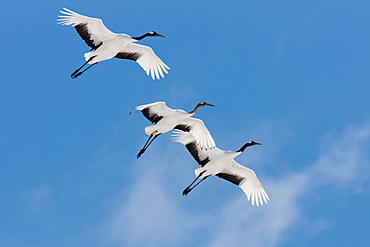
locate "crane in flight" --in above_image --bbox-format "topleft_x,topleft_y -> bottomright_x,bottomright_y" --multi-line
173,130 -> 269,206
58,8 -> 170,79
130,101 -> 216,158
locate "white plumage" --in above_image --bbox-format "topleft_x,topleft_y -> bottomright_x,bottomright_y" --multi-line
130,101 -> 216,158
58,8 -> 170,79
173,130 -> 269,206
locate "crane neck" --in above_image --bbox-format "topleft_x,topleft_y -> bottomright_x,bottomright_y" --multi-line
236,141 -> 261,153
236,143 -> 252,153
131,33 -> 149,41
188,104 -> 202,116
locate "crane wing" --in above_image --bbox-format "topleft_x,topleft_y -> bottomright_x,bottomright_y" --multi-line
217,160 -> 269,206
130,102 -> 175,123
58,8 -> 117,49
172,130 -> 219,167
116,43 -> 170,80
174,118 -> 216,150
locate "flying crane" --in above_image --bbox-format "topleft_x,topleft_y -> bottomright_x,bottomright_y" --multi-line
173,130 -> 269,206
130,101 -> 216,158
58,8 -> 170,79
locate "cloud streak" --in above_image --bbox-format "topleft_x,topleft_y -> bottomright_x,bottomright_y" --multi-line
22,184 -> 52,214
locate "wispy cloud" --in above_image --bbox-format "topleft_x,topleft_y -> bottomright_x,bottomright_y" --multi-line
100,148 -> 201,247
21,184 -> 52,213
310,124 -> 370,189
274,32 -> 290,61
100,121 -> 370,247
108,168 -> 192,246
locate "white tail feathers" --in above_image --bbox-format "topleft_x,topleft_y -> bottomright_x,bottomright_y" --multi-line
84,51 -> 96,62
144,125 -> 157,136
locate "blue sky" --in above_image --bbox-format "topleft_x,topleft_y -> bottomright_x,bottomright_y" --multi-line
1,1 -> 369,246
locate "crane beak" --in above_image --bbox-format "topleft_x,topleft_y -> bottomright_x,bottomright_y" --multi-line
206,103 -> 215,107
155,33 -> 166,38
255,142 -> 262,145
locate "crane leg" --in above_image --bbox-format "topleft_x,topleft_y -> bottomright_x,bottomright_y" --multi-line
182,171 -> 208,196
71,63 -> 97,79
137,133 -> 161,159
70,57 -> 95,79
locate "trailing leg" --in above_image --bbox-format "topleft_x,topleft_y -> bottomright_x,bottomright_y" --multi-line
70,57 -> 95,79
183,171 -> 208,196
137,132 -> 161,158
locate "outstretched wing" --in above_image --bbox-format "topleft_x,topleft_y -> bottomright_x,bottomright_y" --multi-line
116,43 -> 170,80
58,8 -> 118,49
217,160 -> 269,206
130,102 -> 175,124
172,130 -> 219,166
174,118 -> 215,151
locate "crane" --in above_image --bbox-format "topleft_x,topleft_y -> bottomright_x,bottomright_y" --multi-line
58,8 -> 169,79
173,130 -> 269,206
130,101 -> 216,158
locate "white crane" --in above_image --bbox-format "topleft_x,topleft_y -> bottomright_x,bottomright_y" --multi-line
130,101 -> 216,158
57,8 -> 170,79
173,130 -> 269,206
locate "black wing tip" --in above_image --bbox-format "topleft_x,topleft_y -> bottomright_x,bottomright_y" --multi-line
115,52 -> 142,61
185,141 -> 210,166
216,173 -> 244,186
141,108 -> 163,124
75,23 -> 102,49
174,124 -> 192,132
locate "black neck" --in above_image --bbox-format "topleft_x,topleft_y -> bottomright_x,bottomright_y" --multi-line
132,33 -> 149,41
188,103 -> 202,115
236,142 -> 257,153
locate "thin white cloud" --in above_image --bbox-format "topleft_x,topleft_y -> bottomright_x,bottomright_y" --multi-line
274,32 -> 290,61
108,169 -> 189,246
101,148 -> 201,247
21,184 -> 52,213
100,121 -> 370,247
310,124 -> 370,189
207,172 -> 307,247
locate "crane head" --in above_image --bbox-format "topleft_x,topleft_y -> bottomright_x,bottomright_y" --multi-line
198,102 -> 215,107
189,102 -> 215,115
148,31 -> 166,38
248,141 -> 262,146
